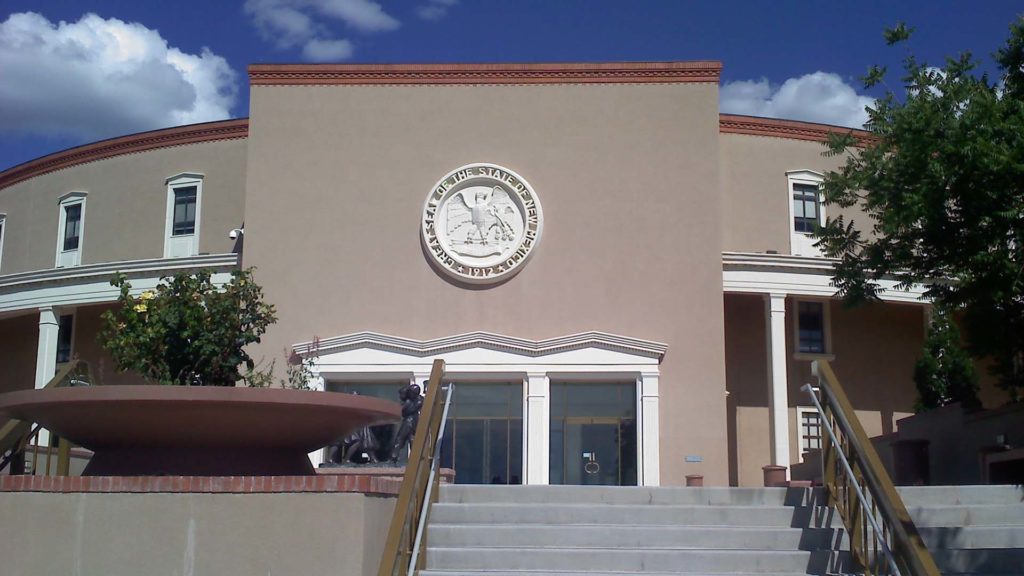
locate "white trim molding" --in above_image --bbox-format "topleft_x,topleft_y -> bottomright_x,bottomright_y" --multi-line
722,251 -> 929,304
164,172 -> 204,258
298,331 -> 665,486
786,169 -> 824,257
55,191 -> 87,268
296,331 -> 668,360
0,253 -> 238,314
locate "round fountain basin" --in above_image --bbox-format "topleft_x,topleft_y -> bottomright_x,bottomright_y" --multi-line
0,386 -> 400,476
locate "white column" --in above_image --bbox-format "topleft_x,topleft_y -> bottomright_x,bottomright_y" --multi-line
34,306 -> 60,448
525,372 -> 549,485
639,372 -> 660,486
764,293 -> 791,471
307,364 -> 326,468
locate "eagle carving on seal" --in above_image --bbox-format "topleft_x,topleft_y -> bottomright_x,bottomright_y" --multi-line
445,185 -> 518,257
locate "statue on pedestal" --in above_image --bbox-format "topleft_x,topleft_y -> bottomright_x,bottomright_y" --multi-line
389,382 -> 424,462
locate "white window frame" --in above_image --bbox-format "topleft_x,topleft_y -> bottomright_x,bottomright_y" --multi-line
786,170 -> 825,257
795,405 -> 824,462
0,213 -> 6,272
55,192 -> 87,268
792,297 -> 834,361
164,172 -> 204,258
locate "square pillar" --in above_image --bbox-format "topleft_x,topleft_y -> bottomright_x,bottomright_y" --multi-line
639,372 -> 660,486
525,372 -> 549,485
764,293 -> 791,471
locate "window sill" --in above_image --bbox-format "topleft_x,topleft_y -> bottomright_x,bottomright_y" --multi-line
793,352 -> 835,362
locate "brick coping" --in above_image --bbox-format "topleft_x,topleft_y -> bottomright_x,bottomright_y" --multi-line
0,474 -> 401,495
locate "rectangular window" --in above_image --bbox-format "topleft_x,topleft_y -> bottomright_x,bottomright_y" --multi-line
63,204 -> 82,251
0,215 -> 6,270
799,408 -> 823,456
792,183 -> 820,233
56,314 -> 74,363
172,186 -> 197,236
797,301 -> 826,354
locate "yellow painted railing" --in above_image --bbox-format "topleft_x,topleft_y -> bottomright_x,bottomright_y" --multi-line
805,360 -> 940,576
0,359 -> 94,476
378,359 -> 451,576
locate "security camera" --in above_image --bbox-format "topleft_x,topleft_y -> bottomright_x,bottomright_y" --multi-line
228,228 -> 244,240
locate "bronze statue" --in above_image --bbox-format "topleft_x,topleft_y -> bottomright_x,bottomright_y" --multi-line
338,423 -> 380,463
389,382 -> 424,462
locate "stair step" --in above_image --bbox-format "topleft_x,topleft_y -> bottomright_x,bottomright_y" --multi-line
930,548 -> 1024,573
429,503 -> 840,528
425,547 -> 850,574
427,524 -> 845,551
919,526 -> 1024,549
898,485 -> 1024,506
420,572 -> 837,576
440,486 -> 823,507
907,504 -> 1024,527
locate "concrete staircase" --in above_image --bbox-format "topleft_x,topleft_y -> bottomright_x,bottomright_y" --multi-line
419,485 -> 1024,576
422,485 -> 849,576
900,485 -> 1024,575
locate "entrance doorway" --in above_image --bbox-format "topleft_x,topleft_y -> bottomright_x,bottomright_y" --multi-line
550,382 -> 637,486
440,382 -> 523,484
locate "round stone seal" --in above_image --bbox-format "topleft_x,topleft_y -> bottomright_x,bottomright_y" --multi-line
421,163 -> 543,284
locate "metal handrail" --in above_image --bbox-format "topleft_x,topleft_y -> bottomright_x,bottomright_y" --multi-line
806,360 -> 940,576
0,359 -> 94,476
378,359 -> 449,576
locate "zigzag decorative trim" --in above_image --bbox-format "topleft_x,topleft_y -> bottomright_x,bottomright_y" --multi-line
293,331 -> 668,360
249,61 -> 722,86
719,114 -> 871,145
0,119 -> 249,190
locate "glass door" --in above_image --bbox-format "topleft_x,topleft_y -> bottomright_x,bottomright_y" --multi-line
550,382 -> 637,486
440,382 -> 523,484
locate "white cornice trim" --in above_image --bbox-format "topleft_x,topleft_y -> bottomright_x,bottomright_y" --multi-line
0,254 -> 239,313
722,251 -> 929,303
295,331 -> 668,360
57,190 -> 88,203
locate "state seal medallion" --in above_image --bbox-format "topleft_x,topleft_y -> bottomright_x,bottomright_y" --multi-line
422,163 -> 543,284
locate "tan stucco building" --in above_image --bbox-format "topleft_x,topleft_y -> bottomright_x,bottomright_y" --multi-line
0,61 -> 970,487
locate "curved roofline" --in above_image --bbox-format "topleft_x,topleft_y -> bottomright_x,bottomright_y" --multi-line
719,113 -> 871,144
0,118 -> 249,190
249,61 -> 723,86
1,112 -> 872,191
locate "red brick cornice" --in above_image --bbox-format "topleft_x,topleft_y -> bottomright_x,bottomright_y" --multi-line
248,61 -> 723,86
0,119 -> 249,190
719,114 -> 871,145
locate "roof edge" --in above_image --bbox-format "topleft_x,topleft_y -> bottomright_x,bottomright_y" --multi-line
0,118 -> 249,190
248,61 -> 723,86
719,114 -> 871,144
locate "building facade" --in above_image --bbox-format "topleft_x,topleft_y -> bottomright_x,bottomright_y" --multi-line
2,61 -> 996,487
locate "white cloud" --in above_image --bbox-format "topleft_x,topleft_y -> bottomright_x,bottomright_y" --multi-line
417,0 -> 458,21
720,72 -> 874,128
0,12 -> 237,140
302,38 -> 354,61
245,0 -> 399,61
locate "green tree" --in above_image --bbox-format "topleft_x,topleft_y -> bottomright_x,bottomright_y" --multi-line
913,307 -> 980,411
100,268 -> 277,386
816,19 -> 1024,400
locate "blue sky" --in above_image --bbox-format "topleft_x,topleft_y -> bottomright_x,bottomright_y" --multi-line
1,1 -> 1021,171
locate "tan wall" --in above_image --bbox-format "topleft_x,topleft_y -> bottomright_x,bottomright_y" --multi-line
0,139 -> 247,275
244,82 -> 728,485
0,313 -> 38,428
719,133 -> 863,254
725,294 -> 926,486
0,491 -> 395,576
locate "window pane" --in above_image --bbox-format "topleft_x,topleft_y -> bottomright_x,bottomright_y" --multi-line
56,314 -> 73,363
798,301 -> 826,353
792,184 -> 821,234
172,186 -> 197,236
63,204 -> 81,251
